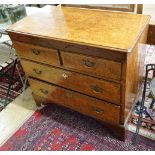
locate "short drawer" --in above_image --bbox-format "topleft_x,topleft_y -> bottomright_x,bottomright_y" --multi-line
22,60 -> 121,105
61,51 -> 122,80
29,78 -> 121,125
13,41 -> 60,66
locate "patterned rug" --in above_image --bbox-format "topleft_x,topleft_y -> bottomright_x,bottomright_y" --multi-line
0,61 -> 26,111
0,104 -> 155,151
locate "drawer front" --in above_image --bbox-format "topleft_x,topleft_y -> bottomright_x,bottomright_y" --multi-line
13,41 -> 60,66
61,51 -> 122,80
22,60 -> 121,104
29,78 -> 121,125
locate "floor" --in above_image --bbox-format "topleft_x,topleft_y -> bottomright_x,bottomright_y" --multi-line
0,88 -> 37,146
143,4 -> 155,25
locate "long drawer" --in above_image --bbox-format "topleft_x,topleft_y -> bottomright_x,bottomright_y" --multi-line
29,78 -> 121,125
13,41 -> 60,66
61,51 -> 122,80
22,60 -> 121,105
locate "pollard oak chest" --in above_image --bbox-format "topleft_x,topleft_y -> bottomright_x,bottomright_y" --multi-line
7,6 -> 150,141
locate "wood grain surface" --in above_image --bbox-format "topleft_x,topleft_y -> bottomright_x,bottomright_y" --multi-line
61,51 -> 122,80
29,78 -> 121,125
13,41 -> 60,66
7,5 -> 150,51
21,59 -> 121,104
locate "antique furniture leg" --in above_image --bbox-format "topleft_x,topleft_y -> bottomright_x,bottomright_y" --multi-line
102,123 -> 126,141
32,93 -> 49,108
32,93 -> 43,107
110,125 -> 126,141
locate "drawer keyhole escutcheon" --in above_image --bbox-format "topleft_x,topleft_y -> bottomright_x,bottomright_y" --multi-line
40,88 -> 48,95
94,108 -> 104,114
33,69 -> 42,74
83,59 -> 95,67
62,73 -> 68,79
91,85 -> 103,93
32,48 -> 40,55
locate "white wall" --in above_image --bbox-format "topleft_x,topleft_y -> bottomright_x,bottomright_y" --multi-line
143,4 -> 155,24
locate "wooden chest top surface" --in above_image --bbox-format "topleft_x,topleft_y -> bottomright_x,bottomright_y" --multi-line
7,6 -> 150,51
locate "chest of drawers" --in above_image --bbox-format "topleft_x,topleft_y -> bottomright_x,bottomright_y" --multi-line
7,6 -> 150,141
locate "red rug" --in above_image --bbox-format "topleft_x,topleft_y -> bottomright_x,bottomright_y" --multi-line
0,104 -> 155,151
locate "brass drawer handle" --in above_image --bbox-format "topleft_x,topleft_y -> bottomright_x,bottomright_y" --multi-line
94,108 -> 104,114
40,88 -> 48,95
31,48 -> 40,55
33,69 -> 42,74
82,59 -> 95,67
91,85 -> 103,93
62,73 -> 68,79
